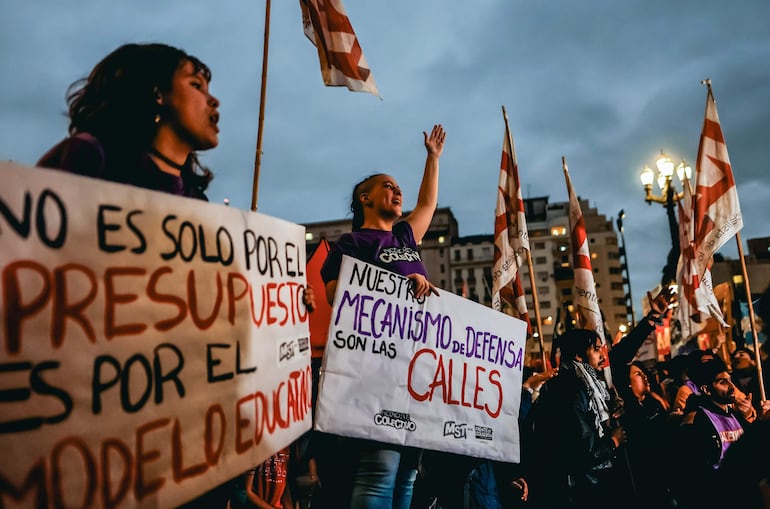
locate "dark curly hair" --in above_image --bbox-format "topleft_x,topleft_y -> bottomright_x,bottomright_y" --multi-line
66,43 -> 213,189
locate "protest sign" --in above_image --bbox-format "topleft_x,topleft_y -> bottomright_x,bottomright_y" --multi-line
0,162 -> 312,508
315,256 -> 527,462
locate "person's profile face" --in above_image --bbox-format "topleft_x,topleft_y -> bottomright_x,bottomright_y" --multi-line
361,175 -> 402,220
706,372 -> 737,405
161,59 -> 220,151
583,338 -> 605,371
629,364 -> 650,399
732,350 -> 754,370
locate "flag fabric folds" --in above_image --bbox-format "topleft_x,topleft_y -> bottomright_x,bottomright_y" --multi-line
307,238 -> 333,359
491,126 -> 530,332
300,0 -> 379,96
562,160 -> 604,341
675,178 -> 727,341
692,82 -> 743,279
563,159 -> 611,385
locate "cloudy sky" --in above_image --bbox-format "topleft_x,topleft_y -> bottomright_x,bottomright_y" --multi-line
2,0 -> 769,318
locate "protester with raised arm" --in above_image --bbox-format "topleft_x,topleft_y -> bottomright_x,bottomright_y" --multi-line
319,124 -> 445,509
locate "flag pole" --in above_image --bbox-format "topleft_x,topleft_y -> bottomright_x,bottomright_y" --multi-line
699,79 -> 765,401
251,0 -> 272,212
502,106 -> 546,369
735,233 -> 766,401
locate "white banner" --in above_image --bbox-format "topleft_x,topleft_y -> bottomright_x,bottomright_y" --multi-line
0,163 -> 312,508
315,256 -> 527,462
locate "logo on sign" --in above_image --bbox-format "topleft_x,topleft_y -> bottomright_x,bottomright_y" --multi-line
474,425 -> 493,441
374,410 -> 417,431
443,421 -> 468,439
279,340 -> 296,363
297,336 -> 310,353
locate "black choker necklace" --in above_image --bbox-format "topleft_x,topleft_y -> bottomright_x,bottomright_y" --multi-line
149,147 -> 187,172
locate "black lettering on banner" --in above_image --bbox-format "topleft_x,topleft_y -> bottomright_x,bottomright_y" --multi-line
333,330 -> 367,351
0,189 -> 67,248
242,231 -> 285,276
206,341 -> 257,383
92,346 -> 186,413
160,215 -> 234,266
97,205 -> 146,254
0,361 -> 73,434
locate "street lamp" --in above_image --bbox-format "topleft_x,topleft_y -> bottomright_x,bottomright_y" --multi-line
639,151 -> 692,286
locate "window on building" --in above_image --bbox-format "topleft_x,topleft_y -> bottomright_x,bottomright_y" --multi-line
608,251 -> 620,260
537,271 -> 549,281
439,248 -> 444,257
454,250 -> 461,261
561,288 -> 572,296
455,269 -> 462,279
609,267 -> 623,275
440,264 -> 445,273
611,282 -> 624,290
535,256 -> 547,264
534,241 -> 546,250
467,248 -> 474,261
540,286 -> 550,294
541,301 -> 551,309
482,246 -> 491,257
550,226 -> 567,236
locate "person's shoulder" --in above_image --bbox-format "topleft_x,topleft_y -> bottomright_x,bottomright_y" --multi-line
37,133 -> 106,178
393,220 -> 417,244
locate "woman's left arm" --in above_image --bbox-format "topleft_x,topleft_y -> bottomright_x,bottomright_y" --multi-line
406,124 -> 445,243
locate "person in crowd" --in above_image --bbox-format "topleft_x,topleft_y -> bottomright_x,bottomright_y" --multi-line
616,361 -> 677,508
674,348 -> 757,422
38,42 -> 316,509
523,328 -> 627,509
731,345 -> 766,413
674,356 -> 751,508
230,448 -> 293,509
660,353 -> 690,408
608,287 -> 675,372
717,417 -> 770,509
319,124 -> 446,509
38,42 -> 219,198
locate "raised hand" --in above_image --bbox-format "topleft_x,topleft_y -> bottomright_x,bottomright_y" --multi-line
423,124 -> 446,158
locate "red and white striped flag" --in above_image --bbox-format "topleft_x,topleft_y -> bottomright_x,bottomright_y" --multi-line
300,0 -> 379,96
491,125 -> 530,331
675,178 -> 727,340
692,81 -> 742,278
562,158 -> 604,341
563,158 -> 612,385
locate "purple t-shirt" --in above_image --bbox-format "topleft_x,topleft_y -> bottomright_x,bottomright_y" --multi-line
321,221 -> 428,283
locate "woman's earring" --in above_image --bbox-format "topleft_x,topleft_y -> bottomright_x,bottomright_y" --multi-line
154,113 -> 161,124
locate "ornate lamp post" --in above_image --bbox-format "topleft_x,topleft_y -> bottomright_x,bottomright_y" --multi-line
639,151 -> 692,286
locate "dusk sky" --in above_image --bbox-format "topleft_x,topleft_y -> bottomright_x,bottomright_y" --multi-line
2,0 -> 769,318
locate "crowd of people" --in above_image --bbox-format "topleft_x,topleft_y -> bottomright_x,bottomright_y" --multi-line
34,42 -> 770,509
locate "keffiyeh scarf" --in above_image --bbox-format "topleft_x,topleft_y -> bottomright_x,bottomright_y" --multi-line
572,360 -> 611,437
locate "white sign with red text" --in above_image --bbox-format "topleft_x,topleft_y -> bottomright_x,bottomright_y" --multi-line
0,162 -> 312,508
315,256 -> 527,462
